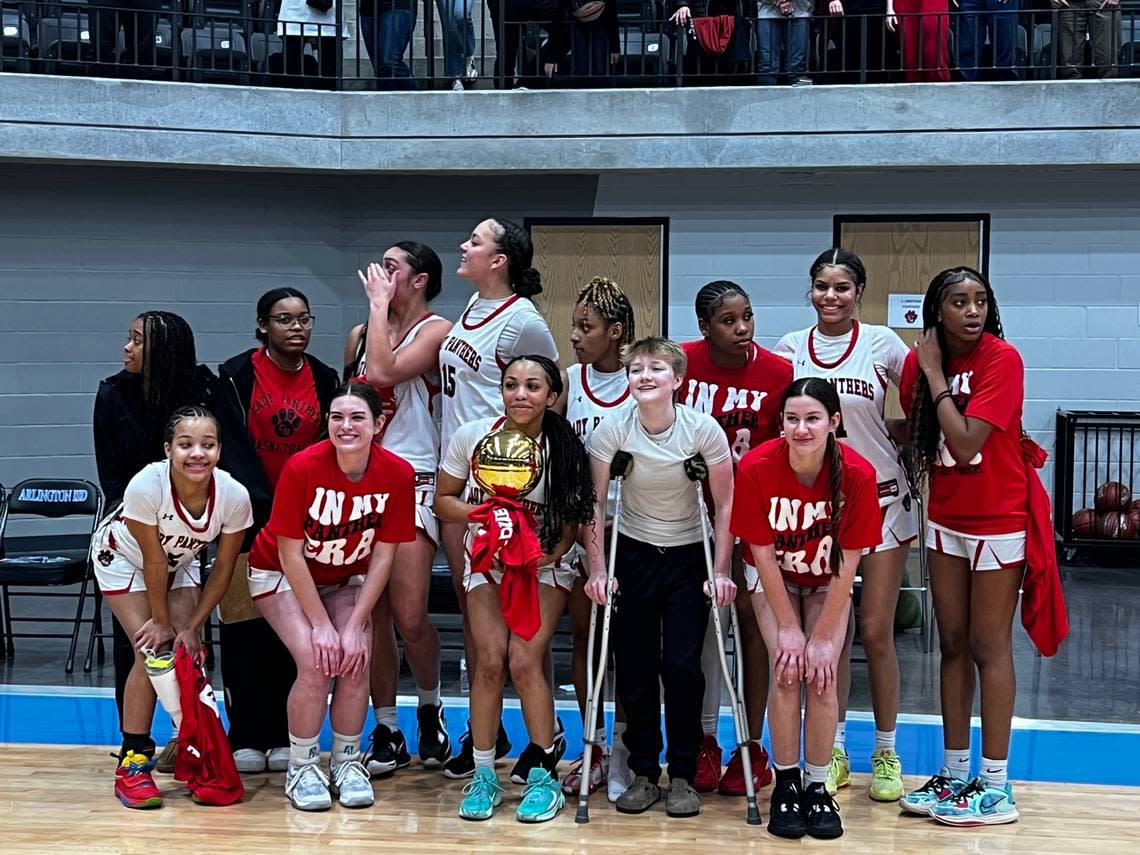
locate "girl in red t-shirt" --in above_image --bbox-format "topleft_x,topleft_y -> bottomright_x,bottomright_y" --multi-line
680,280 -> 792,797
897,268 -> 1024,825
730,378 -> 881,840
248,382 -> 416,813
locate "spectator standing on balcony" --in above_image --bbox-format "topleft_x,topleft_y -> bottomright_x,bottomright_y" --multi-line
1055,0 -> 1120,79
89,0 -> 163,78
359,0 -> 419,89
891,0 -> 950,81
827,0 -> 897,82
437,0 -> 480,89
488,0 -> 563,86
750,0 -> 813,85
277,0 -> 343,88
957,0 -> 1020,80
672,0 -> 757,85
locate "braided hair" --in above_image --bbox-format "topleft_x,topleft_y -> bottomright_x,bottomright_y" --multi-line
138,311 -> 200,453
808,248 -> 867,296
255,287 -> 309,344
501,355 -> 596,552
694,280 -> 749,322
488,218 -> 543,298
163,405 -> 220,445
907,266 -> 1006,494
575,276 -> 636,346
782,377 -> 846,576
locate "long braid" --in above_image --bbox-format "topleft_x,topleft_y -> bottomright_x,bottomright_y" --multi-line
504,355 -> 596,552
576,276 -> 636,345
140,311 -> 199,453
907,267 -> 1005,493
825,432 -> 845,576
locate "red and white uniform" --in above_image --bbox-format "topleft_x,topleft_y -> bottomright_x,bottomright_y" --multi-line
438,294 -> 558,459
247,440 -> 417,599
680,339 -> 793,464
566,362 -> 634,524
900,333 -> 1028,570
355,314 -> 448,546
441,416 -> 577,593
731,438 -> 882,592
92,461 -> 253,595
248,348 -> 323,491
775,322 -> 917,553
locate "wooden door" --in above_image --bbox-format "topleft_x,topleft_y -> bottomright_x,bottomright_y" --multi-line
838,218 -> 986,418
529,222 -> 664,365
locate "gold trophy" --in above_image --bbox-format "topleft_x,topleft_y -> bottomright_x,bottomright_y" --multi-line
471,429 -> 543,499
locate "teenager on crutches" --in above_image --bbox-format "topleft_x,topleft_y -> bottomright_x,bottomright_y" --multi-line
574,450 -> 632,823
685,453 -> 762,826
585,336 -> 734,819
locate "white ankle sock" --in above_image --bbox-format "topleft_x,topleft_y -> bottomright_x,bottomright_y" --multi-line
472,746 -> 496,771
289,733 -> 320,766
833,721 -> 847,753
804,761 -> 829,786
874,729 -> 896,752
612,721 -> 628,753
416,684 -> 441,708
944,748 -> 971,780
331,731 -> 361,766
980,756 -> 1008,787
375,706 -> 399,730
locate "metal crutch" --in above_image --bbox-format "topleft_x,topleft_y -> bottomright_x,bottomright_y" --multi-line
685,453 -> 762,827
575,450 -> 633,825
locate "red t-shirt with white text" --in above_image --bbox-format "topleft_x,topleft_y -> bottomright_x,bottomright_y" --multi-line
731,438 -> 882,587
247,348 -> 323,491
681,340 -> 793,465
899,333 -> 1027,535
249,440 -> 416,585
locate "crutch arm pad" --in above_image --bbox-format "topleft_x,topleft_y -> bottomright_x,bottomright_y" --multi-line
609,451 -> 634,479
683,454 -> 708,482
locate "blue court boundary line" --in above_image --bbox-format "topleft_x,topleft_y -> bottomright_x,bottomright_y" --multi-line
2,686 -> 1136,786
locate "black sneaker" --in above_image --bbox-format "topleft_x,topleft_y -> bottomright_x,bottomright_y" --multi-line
443,726 -> 475,779
804,781 -> 843,839
510,742 -> 549,784
363,724 -> 411,777
495,722 -> 512,760
551,716 -> 567,764
416,703 -> 452,768
768,777 -> 807,839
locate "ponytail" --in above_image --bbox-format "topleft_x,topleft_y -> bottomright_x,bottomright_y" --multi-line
825,433 -> 844,576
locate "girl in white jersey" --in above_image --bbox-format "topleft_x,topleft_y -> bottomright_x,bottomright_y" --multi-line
560,276 -> 637,801
344,241 -> 454,776
774,248 -> 915,802
91,405 -> 252,810
437,218 -> 560,775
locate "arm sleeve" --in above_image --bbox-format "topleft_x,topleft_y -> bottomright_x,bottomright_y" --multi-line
379,464 -> 417,544
120,469 -> 160,524
221,481 -> 255,534
730,460 -> 775,546
264,459 -> 307,540
839,466 -> 884,551
697,415 -> 731,466
963,345 -> 1024,432
498,312 -> 560,364
440,424 -> 475,481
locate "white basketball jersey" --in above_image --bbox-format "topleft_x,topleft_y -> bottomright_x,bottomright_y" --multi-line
566,363 -> 633,521
93,460 -> 252,571
776,322 -> 910,507
438,294 -> 551,456
359,313 -> 447,475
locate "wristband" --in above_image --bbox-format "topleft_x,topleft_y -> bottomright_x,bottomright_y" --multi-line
933,390 -> 953,408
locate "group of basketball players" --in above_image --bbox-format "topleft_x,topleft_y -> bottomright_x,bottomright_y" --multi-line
91,216 -> 1031,837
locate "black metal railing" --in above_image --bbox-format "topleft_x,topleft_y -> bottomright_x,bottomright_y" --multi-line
2,0 -> 1138,88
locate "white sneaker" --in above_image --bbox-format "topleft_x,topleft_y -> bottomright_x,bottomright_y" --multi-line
450,78 -> 464,92
267,747 -> 291,772
285,762 -> 332,811
607,745 -> 632,803
331,759 -> 374,808
233,748 -> 268,774
465,56 -> 478,80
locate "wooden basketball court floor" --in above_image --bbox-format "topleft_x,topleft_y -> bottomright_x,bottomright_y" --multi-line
2,746 -> 1135,854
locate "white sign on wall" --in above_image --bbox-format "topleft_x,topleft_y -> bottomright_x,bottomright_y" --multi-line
887,294 -> 924,329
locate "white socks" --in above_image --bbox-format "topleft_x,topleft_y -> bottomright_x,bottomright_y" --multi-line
874,729 -> 896,752
980,756 -> 1008,787
289,733 -> 320,767
416,684 -> 441,708
375,706 -> 399,730
331,731 -> 360,766
833,721 -> 847,754
804,761 -> 829,786
700,614 -> 726,735
612,721 -> 628,754
944,748 -> 971,780
473,746 -> 496,771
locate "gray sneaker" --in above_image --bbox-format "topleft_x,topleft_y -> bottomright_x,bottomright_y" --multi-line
155,738 -> 178,774
331,759 -> 375,808
666,778 -> 701,818
285,762 -> 332,811
615,775 -> 661,814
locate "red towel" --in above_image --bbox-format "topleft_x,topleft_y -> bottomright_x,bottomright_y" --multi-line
174,648 -> 245,806
469,498 -> 543,641
692,15 -> 735,56
1019,436 -> 1069,657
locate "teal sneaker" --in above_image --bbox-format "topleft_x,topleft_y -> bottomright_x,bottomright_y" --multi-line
899,769 -> 969,816
459,766 -> 503,821
932,778 -> 1018,826
516,767 -> 564,823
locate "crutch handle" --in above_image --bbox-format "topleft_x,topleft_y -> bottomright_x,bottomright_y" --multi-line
683,453 -> 708,482
609,450 -> 634,479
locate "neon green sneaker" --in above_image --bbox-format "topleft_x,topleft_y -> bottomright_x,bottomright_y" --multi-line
869,748 -> 904,801
825,747 -> 850,796
459,766 -> 503,821
516,767 -> 564,823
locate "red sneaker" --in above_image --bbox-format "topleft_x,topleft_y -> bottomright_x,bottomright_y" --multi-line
560,747 -> 609,796
115,751 -> 163,809
692,734 -> 722,793
718,741 -> 773,795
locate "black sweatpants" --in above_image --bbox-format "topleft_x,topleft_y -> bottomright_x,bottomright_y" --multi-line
612,534 -> 710,785
220,618 -> 296,752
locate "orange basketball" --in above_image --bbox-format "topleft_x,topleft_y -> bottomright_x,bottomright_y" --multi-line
1097,511 -> 1135,539
1095,481 -> 1132,512
1071,508 -> 1097,538
1130,509 -> 1140,538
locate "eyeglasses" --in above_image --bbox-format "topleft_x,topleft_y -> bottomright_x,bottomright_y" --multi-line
267,314 -> 315,329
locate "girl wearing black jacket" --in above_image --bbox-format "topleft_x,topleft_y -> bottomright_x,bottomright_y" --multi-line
213,287 -> 340,774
